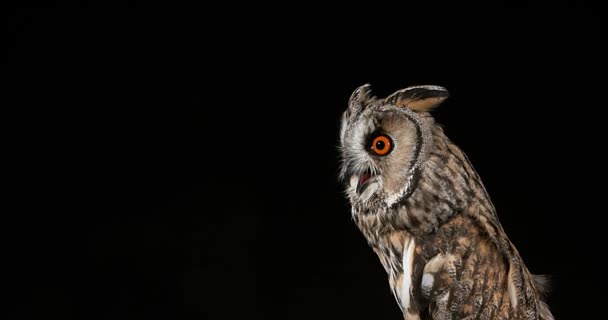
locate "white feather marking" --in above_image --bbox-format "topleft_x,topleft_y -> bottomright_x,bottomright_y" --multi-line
403,85 -> 447,92
400,238 -> 416,311
507,261 -> 518,309
421,254 -> 448,298
359,182 -> 379,202
385,171 -> 415,207
421,273 -> 434,297
349,176 -> 358,190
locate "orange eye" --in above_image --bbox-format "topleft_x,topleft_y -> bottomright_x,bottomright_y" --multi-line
370,134 -> 392,156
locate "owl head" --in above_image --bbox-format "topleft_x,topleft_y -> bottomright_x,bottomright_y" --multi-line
339,84 -> 449,208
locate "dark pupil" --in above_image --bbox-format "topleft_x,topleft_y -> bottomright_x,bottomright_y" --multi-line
375,140 -> 385,150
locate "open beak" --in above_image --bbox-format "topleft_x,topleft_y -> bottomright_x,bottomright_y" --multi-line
356,169 -> 375,195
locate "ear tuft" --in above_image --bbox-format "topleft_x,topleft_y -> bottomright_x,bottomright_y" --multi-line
385,85 -> 449,112
349,83 -> 373,106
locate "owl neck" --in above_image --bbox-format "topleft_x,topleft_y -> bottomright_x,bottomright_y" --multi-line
404,125 -> 497,234
354,126 -> 500,244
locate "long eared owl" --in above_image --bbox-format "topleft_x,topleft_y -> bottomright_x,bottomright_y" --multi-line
339,84 -> 553,319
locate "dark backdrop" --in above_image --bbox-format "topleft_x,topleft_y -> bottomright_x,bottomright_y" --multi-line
4,6 -> 604,320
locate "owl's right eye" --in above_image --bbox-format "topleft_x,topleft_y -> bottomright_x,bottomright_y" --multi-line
369,134 -> 393,156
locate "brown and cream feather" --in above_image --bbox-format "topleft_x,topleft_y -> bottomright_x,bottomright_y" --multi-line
339,84 -> 553,320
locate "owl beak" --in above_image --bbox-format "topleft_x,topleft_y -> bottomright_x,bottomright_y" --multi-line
358,173 -> 372,186
356,170 -> 376,195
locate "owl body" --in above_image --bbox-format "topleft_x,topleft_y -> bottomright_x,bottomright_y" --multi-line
339,85 -> 553,320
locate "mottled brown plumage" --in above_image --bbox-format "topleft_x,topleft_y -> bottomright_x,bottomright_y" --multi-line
339,84 -> 553,319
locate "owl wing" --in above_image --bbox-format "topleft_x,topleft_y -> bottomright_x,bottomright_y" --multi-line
418,253 -> 459,320
419,251 -> 514,319
416,221 -> 516,320
418,249 -> 553,319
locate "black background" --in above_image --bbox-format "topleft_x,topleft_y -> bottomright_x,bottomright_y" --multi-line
4,5 -> 605,319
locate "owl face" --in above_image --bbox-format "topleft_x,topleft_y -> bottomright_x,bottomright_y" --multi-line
339,84 -> 448,207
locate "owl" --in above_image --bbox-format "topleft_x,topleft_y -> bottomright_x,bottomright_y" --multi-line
339,84 -> 554,320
